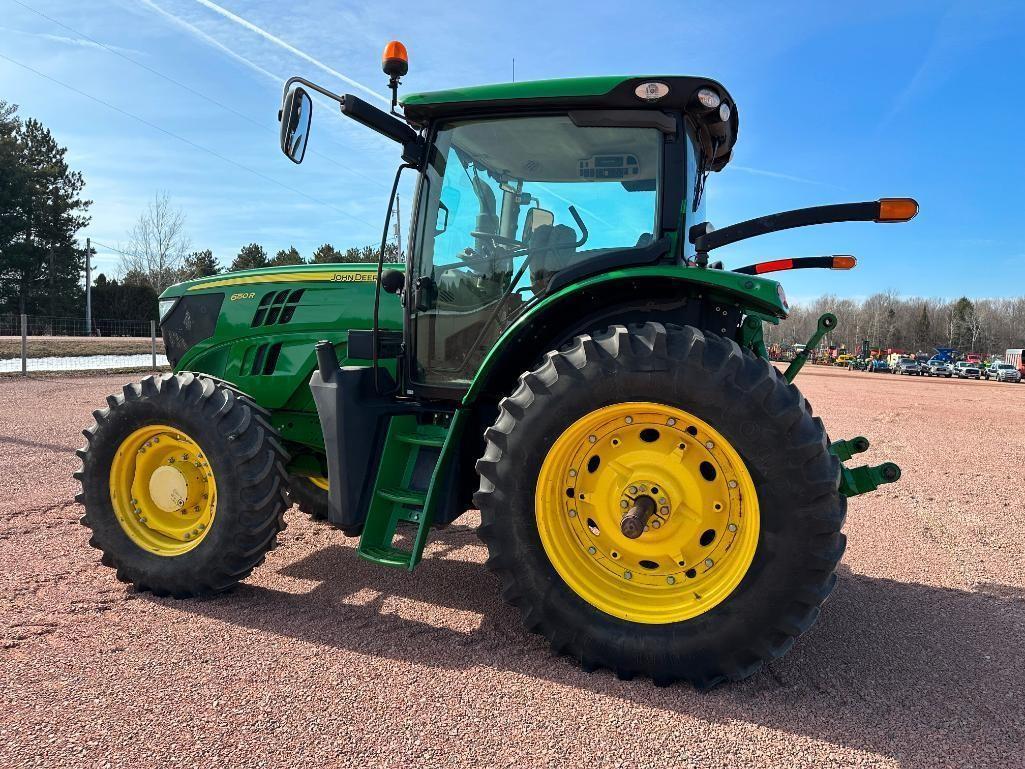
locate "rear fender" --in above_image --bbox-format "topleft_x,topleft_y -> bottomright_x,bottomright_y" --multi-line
461,266 -> 786,406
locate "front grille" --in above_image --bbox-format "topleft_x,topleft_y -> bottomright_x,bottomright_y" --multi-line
161,293 -> 224,367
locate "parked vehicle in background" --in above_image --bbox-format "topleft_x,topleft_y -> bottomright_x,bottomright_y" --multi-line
848,359 -> 868,371
869,359 -> 891,373
897,359 -> 922,375
988,363 -> 1022,383
836,353 -> 854,366
925,359 -> 952,377
965,352 -> 983,365
1005,349 -> 1025,378
953,362 -> 981,379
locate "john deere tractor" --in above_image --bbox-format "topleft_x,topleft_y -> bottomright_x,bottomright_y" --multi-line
76,42 -> 916,687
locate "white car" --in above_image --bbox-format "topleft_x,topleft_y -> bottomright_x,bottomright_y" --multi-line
924,359 -> 952,377
988,363 -> 1022,383
953,362 -> 981,379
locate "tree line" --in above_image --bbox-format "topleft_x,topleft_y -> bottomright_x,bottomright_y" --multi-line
765,293 -> 1025,357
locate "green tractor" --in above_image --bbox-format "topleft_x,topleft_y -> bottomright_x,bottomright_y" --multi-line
76,43 -> 916,686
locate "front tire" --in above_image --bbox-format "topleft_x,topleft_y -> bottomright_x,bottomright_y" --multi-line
475,323 -> 845,687
76,373 -> 289,597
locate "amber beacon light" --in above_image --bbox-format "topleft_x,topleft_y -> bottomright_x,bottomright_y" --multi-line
382,41 -> 409,78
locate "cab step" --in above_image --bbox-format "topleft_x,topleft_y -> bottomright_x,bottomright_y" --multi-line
356,411 -> 466,570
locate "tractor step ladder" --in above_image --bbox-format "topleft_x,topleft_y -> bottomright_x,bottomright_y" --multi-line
357,410 -> 465,570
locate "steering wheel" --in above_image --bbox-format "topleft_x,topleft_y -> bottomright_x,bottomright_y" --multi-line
470,231 -> 523,248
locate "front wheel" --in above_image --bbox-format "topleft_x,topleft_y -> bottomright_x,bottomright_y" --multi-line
475,323 -> 845,687
76,373 -> 289,597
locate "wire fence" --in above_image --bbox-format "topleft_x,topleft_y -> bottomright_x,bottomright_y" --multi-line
0,314 -> 169,375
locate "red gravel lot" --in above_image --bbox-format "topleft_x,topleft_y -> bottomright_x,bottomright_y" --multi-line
2,368 -> 1023,768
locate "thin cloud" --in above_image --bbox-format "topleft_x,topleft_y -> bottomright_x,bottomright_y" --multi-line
730,164 -> 839,188
0,26 -> 144,57
190,0 -> 388,103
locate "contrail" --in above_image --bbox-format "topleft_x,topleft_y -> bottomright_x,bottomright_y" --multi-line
139,0 -> 281,85
190,0 -> 389,104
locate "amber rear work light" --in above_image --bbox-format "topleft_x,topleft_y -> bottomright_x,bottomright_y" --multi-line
876,198 -> 919,222
734,255 -> 858,276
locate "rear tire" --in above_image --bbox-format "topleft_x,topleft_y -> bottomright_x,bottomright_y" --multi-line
288,475 -> 329,521
76,373 -> 290,597
475,323 -> 845,688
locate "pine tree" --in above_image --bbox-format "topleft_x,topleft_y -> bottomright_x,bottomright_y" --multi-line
182,249 -> 220,278
0,105 -> 91,315
311,243 -> 342,263
230,243 -> 269,271
271,246 -> 304,265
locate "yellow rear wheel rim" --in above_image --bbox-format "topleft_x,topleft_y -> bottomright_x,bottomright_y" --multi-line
109,425 -> 217,556
535,402 -> 759,624
308,475 -> 329,491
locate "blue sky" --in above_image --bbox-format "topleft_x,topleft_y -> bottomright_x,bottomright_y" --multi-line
2,0 -> 1023,301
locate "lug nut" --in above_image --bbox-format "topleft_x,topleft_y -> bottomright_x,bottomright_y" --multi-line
568,469 -> 577,477
667,418 -> 676,426
625,416 -> 633,424
587,546 -> 597,555
704,558 -> 714,567
620,500 -> 629,509
651,520 -> 661,529
705,441 -> 714,450
728,480 -> 738,489
568,509 -> 577,517
588,435 -> 597,444
628,485 -> 638,495
660,506 -> 669,515
667,576 -> 676,585
623,571 -> 633,580
659,497 -> 667,505
727,523 -> 738,532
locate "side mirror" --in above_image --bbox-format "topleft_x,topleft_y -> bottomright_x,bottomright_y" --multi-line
279,87 -> 312,164
380,269 -> 405,295
522,207 -> 555,240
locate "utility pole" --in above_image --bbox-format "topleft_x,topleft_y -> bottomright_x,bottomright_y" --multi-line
392,194 -> 402,256
85,237 -> 92,335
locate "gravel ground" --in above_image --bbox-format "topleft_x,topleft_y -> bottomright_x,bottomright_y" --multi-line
2,369 -> 1023,768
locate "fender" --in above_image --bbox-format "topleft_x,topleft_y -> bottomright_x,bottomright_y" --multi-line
461,265 -> 787,406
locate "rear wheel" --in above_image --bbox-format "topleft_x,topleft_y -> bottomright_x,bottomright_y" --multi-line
288,474 -> 330,521
475,323 -> 845,687
76,373 -> 289,597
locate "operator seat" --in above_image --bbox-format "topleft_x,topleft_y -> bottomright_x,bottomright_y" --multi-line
529,223 -> 578,294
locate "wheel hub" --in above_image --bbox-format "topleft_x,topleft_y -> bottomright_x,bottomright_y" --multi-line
535,402 -> 760,624
109,425 -> 217,556
148,465 -> 188,512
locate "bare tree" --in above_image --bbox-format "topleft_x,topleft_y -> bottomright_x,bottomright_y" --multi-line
120,192 -> 191,293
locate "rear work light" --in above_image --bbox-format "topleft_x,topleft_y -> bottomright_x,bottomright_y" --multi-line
876,198 -> 919,222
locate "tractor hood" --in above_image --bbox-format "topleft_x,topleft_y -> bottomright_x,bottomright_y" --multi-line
159,262 -> 403,299
402,75 -> 738,171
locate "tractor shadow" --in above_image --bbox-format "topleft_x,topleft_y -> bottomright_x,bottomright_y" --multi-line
165,524 -> 1025,768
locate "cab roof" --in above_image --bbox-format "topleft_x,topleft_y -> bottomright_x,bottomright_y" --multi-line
402,75 -> 738,171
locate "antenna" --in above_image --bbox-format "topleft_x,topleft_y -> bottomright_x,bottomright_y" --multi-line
512,57 -> 515,82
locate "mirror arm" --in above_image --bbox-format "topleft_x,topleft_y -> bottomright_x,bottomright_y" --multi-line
279,78 -> 424,165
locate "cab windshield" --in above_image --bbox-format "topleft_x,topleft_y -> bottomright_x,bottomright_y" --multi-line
412,114 -> 664,385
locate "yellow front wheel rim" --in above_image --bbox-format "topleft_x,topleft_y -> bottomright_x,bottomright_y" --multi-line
535,402 -> 759,624
109,425 -> 217,556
